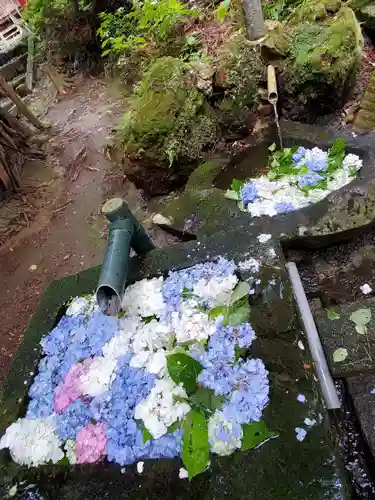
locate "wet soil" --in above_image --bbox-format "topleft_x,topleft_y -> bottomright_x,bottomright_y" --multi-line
0,76 -> 176,382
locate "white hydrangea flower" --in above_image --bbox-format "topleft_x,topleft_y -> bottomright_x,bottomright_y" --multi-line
193,275 -> 238,307
171,300 -> 217,344
66,296 -> 96,316
64,439 -> 76,464
208,411 -> 243,456
79,356 -> 118,397
122,277 -> 165,318
0,417 -> 63,466
130,319 -> 172,373
102,316 -> 140,359
342,153 -> 362,172
134,377 -> 190,439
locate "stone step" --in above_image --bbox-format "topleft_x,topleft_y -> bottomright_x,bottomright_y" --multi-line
314,296 -> 375,377
0,51 -> 27,81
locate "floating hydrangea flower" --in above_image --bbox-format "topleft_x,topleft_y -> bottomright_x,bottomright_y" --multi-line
193,274 -> 238,308
122,277 -> 165,318
0,417 -> 63,466
53,359 -> 91,413
208,410 -> 243,456
304,147 -> 328,172
56,400 -> 92,440
240,181 -> 258,206
292,146 -> 307,163
298,172 -> 324,189
275,201 -> 295,214
76,422 -> 108,464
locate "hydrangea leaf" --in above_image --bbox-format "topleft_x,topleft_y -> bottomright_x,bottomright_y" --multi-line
268,143 -> 276,152
230,282 -> 251,304
189,387 -> 225,413
167,421 -> 181,433
241,420 -> 272,451
327,138 -> 345,174
223,298 -> 250,326
231,178 -> 244,194
142,426 -> 153,443
182,410 -> 210,480
58,456 -> 70,466
167,353 -> 204,394
333,347 -> 348,363
224,189 -> 240,201
350,308 -> 372,329
355,324 -> 367,335
327,309 -> 340,321
208,305 -> 228,320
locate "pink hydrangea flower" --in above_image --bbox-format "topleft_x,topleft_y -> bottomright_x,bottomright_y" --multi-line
76,422 -> 107,464
54,359 -> 93,413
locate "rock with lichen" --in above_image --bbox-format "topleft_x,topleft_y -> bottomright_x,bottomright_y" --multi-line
354,72 -> 375,131
282,2 -> 363,119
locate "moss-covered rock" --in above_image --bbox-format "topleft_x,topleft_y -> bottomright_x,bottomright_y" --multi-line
283,4 -> 363,118
215,32 -> 265,132
119,56 -> 219,169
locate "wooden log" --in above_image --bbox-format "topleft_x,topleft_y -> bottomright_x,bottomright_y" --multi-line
0,75 -> 48,130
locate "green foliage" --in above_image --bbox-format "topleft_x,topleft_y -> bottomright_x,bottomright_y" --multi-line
217,0 -> 231,22
327,138 -> 345,174
182,410 -> 210,480
167,353 -> 204,393
241,420 -> 275,451
208,296 -> 250,326
119,56 -> 219,167
23,0 -> 69,33
327,309 -> 340,320
266,147 -> 298,180
231,178 -> 244,194
98,0 -> 199,57
189,387 -> 225,414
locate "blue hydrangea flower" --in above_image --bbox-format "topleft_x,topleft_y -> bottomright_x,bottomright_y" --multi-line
222,359 -> 269,424
275,202 -> 295,214
240,181 -> 258,206
56,400 -> 92,440
298,172 -> 324,189
292,146 -> 307,163
162,257 -> 235,315
304,148 -> 328,172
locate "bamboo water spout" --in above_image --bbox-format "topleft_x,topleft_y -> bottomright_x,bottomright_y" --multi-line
267,65 -> 283,149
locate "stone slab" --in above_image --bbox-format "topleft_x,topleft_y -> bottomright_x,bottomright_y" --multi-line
347,374 -> 375,457
315,297 -> 375,377
156,121 -> 375,249
0,226 -> 348,500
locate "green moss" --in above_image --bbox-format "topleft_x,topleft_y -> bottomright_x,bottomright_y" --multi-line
216,33 -> 264,124
287,0 -> 341,25
285,6 -> 363,106
118,56 -> 219,168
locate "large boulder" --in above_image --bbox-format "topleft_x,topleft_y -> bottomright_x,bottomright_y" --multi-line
282,2 -> 363,119
118,56 -> 219,195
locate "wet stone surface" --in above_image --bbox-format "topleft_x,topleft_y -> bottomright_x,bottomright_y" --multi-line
314,297 -> 375,377
0,226 -> 347,499
347,374 -> 375,456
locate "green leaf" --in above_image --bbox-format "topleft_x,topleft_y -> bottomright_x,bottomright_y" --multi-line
327,138 -> 345,174
224,189 -> 240,201
167,421 -> 181,433
268,143 -> 276,152
142,426 -> 153,443
58,456 -> 70,466
216,0 -> 231,22
230,282 -> 250,304
167,353 -> 204,393
223,298 -> 250,326
182,410 -> 210,480
181,287 -> 196,300
142,314 -> 157,324
333,347 -> 348,363
231,178 -> 244,194
327,309 -> 340,321
189,387 -> 225,413
241,421 -> 273,451
208,305 -> 228,320
350,308 -> 372,331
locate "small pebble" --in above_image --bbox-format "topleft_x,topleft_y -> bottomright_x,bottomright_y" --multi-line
257,233 -> 272,243
370,388 -> 375,395
29,264 -> 37,271
297,394 -> 306,403
360,284 -> 372,295
179,467 -> 189,479
121,468 -> 126,474
297,340 -> 305,350
304,417 -> 316,427
137,461 -> 144,474
295,427 -> 307,442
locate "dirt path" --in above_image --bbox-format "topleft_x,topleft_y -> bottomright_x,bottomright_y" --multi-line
0,77 -> 174,381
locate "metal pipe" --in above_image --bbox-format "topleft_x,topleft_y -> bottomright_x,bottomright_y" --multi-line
267,64 -> 278,104
96,218 -> 134,316
286,262 -> 341,409
102,198 -> 155,255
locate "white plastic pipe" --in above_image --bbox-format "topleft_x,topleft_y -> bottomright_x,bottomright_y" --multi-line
286,262 -> 341,409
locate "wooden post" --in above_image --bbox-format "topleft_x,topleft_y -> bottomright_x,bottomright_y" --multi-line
242,0 -> 265,41
26,35 -> 35,92
0,75 -> 48,130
